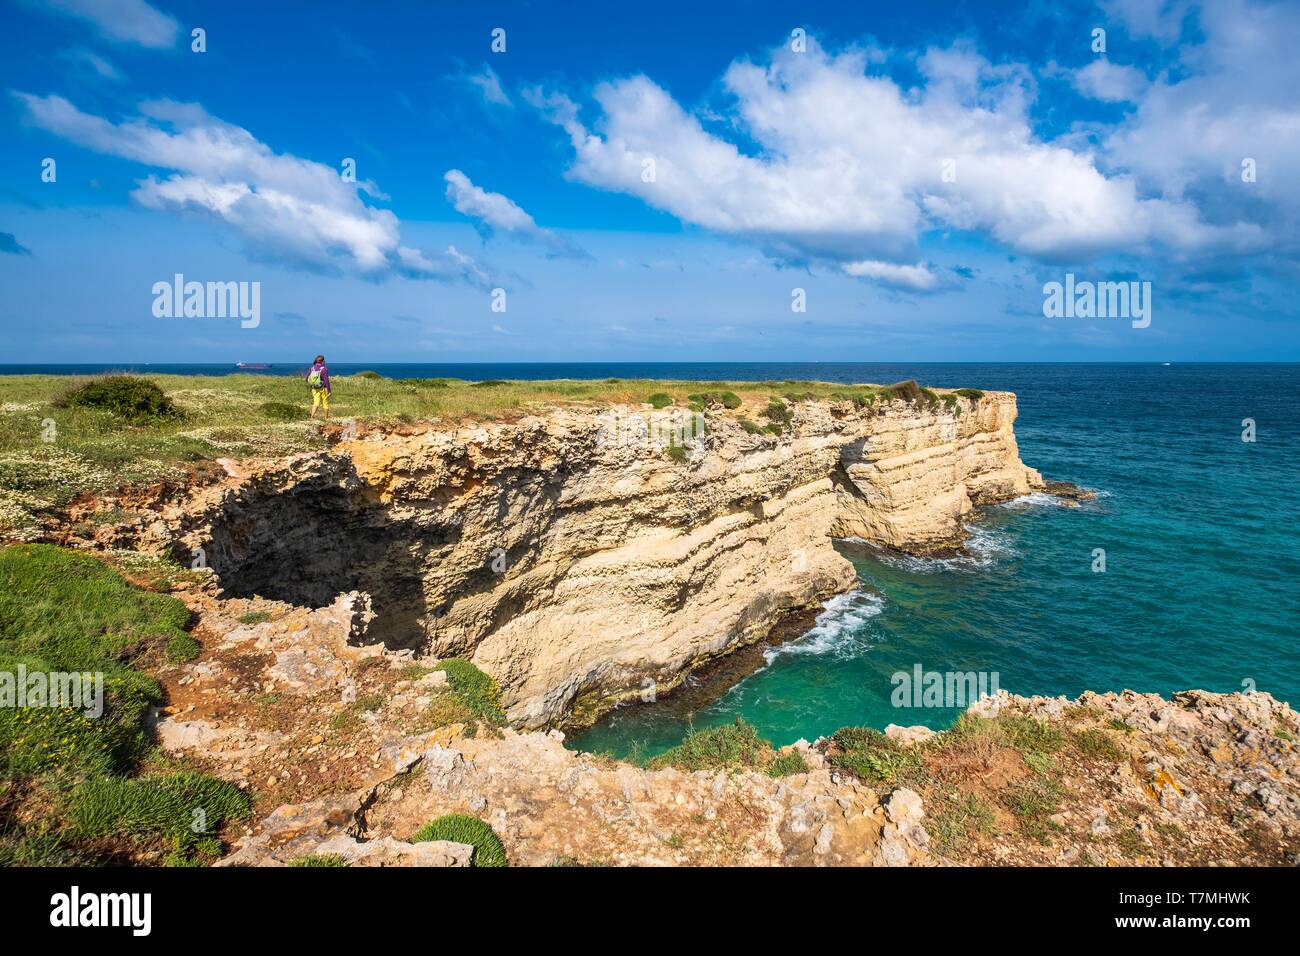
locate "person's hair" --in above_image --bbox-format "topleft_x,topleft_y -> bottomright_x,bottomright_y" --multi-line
314,355 -> 325,364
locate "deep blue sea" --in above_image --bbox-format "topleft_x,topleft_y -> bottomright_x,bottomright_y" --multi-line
7,363 -> 1297,755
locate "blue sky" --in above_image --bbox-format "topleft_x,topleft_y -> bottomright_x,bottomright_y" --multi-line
2,0 -> 1298,362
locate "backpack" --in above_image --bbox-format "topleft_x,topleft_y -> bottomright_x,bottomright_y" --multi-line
308,368 -> 323,387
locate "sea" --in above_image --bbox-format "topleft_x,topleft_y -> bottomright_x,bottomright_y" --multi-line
5,362 -> 1297,757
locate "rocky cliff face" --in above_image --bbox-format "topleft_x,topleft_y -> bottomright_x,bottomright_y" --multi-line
136,391 -> 1043,728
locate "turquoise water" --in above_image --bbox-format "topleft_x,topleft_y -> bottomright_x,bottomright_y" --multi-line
568,363 -> 1300,758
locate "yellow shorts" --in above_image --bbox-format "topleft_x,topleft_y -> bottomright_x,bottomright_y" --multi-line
311,387 -> 329,411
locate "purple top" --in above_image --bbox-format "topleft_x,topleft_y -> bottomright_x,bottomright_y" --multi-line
307,362 -> 330,392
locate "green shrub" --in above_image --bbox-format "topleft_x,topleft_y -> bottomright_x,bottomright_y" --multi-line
954,388 -> 984,401
686,390 -> 742,409
830,727 -> 921,784
433,659 -> 506,724
760,398 -> 793,432
767,751 -> 810,777
647,392 -> 673,409
940,393 -> 959,411
879,380 -> 923,405
237,611 -> 272,625
354,370 -> 384,380
470,379 -> 509,388
259,401 -> 305,421
738,417 -> 764,435
649,719 -> 773,772
55,376 -> 179,421
289,853 -> 347,867
665,443 -> 688,463
413,814 -> 507,867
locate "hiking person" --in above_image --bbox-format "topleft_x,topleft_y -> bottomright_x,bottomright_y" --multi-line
306,354 -> 331,419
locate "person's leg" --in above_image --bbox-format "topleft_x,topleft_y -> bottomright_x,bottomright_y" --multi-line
322,390 -> 330,419
310,388 -> 322,418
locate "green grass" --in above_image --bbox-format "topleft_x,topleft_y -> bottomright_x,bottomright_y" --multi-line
0,545 -> 189,779
289,853 -> 348,867
648,719 -> 774,772
237,611 -> 272,625
947,712 -> 1063,757
647,392 -> 674,409
434,659 -> 506,725
928,787 -> 997,853
68,770 -> 251,858
1071,727 -> 1125,760
0,543 -> 241,865
413,813 -> 508,867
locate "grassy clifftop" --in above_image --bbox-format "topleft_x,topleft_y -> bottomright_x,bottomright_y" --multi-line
0,372 -> 977,540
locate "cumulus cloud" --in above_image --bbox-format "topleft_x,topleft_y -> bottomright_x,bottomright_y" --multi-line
444,169 -> 589,259
11,92 -> 494,286
26,0 -> 180,49
1072,58 -> 1149,102
528,36 -> 1261,289
1098,0 -> 1300,259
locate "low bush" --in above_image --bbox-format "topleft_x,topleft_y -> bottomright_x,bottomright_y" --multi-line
55,376 -> 179,421
829,726 -> 921,784
954,388 -> 984,401
289,853 -> 347,867
686,390 -> 742,409
767,751 -> 811,777
649,719 -> 773,772
647,392 -> 673,409
665,443 -> 688,463
433,659 -> 506,724
879,380 -> 923,404
413,813 -> 508,867
354,370 -> 383,380
470,379 -> 510,388
760,397 -> 793,432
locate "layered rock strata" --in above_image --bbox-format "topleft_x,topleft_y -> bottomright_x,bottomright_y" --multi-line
133,391 -> 1044,727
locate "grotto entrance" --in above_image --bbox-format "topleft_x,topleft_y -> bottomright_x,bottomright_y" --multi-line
200,473 -> 457,650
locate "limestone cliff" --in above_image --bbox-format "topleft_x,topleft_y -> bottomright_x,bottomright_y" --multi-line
133,390 -> 1045,728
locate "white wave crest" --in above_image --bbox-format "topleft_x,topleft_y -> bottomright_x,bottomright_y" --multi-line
764,590 -> 883,663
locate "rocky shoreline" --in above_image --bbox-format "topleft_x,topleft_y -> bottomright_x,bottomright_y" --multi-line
147,586 -> 1298,866
23,387 -> 1293,867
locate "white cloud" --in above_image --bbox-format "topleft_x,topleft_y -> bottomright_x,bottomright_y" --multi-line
466,64 -> 511,107
12,92 -> 495,286
1098,0 -> 1300,258
28,0 -> 180,49
1072,59 -> 1149,102
444,169 -> 589,259
58,47 -> 124,81
530,36 -> 1260,288
842,260 -> 941,291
